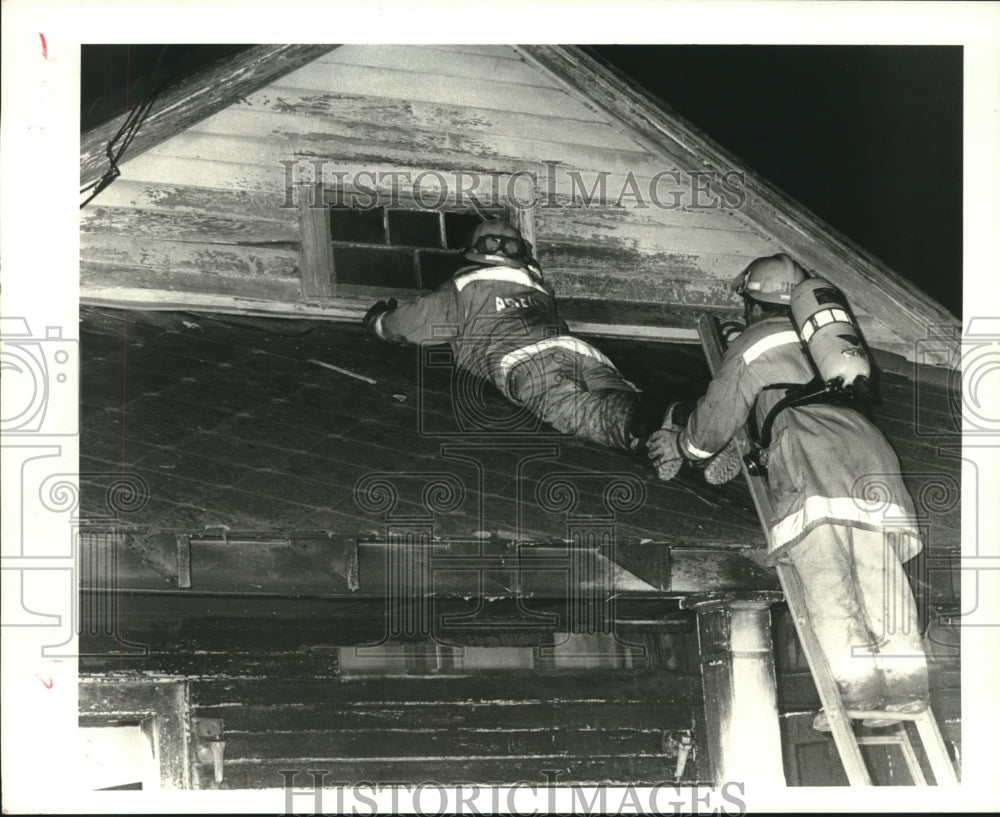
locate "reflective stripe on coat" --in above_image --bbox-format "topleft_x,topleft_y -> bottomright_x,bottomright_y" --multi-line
681,316 -> 921,559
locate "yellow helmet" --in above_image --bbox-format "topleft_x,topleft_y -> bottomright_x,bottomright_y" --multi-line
730,254 -> 808,305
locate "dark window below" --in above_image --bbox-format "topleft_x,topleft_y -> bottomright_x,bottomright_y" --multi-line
333,246 -> 417,288
329,205 -> 510,292
444,212 -> 488,249
331,208 -> 385,244
388,210 -> 441,249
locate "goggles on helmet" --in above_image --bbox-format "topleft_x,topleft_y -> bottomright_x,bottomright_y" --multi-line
473,234 -> 526,258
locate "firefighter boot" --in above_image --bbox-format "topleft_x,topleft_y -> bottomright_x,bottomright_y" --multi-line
702,438 -> 743,485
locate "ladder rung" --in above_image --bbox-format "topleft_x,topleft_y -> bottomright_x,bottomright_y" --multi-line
856,735 -> 911,747
845,709 -> 927,722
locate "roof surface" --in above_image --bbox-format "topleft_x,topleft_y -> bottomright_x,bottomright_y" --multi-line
79,307 -> 960,574
79,307 -> 759,546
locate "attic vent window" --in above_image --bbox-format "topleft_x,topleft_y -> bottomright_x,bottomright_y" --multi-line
329,206 -> 501,291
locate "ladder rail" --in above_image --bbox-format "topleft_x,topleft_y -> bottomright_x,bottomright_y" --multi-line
775,560 -> 874,784
914,710 -> 960,785
696,313 -> 956,787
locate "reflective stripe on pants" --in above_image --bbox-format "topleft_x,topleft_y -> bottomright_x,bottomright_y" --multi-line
504,345 -> 639,451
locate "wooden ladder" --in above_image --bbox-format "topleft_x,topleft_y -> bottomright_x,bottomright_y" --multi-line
697,314 -> 958,786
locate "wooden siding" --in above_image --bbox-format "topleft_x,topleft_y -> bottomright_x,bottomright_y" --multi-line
80,589 -> 707,790
80,45 -> 339,189
79,42 -> 955,360
190,670 -> 704,788
78,44 -> 803,348
81,613 -> 706,790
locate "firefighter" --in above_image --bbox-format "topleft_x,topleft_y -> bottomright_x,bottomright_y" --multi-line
363,217 -> 737,468
649,253 -> 929,729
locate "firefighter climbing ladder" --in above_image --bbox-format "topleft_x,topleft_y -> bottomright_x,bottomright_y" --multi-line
697,314 -> 958,787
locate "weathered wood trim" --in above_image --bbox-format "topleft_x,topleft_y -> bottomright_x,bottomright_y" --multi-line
81,532 -> 778,598
187,103 -> 661,177
205,756 -> 707,789
190,668 -> 701,707
80,267 -> 302,302
518,46 -> 960,365
78,285 -> 707,344
275,58 -> 605,122
235,85 -> 640,149
79,285 -> 938,364
297,187 -> 335,298
79,676 -> 192,790
81,45 -> 340,189
512,207 -> 536,254
193,698 -> 698,733
221,727 -> 672,761
317,44 -> 557,89
80,205 -> 298,246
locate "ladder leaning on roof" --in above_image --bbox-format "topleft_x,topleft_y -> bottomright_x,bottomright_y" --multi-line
696,313 -> 958,787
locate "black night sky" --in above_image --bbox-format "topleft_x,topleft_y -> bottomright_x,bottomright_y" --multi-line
82,44 -> 964,318
591,45 -> 963,318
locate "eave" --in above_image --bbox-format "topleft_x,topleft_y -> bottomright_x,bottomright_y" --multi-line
81,44 -> 340,189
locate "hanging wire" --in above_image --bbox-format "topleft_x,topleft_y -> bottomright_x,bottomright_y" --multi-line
80,46 -> 171,209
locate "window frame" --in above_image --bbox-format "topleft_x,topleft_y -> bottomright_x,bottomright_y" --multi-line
297,182 -> 531,299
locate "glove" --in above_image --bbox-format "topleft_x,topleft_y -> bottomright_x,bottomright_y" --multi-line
362,298 -> 397,339
647,429 -> 684,482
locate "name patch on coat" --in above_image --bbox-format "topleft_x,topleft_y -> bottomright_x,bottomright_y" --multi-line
495,295 -> 540,311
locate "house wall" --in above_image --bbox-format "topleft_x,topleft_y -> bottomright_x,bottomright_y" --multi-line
80,44 -> 922,353
79,598 -> 960,788
80,621 -> 708,790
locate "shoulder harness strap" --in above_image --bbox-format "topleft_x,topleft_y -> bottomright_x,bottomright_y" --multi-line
752,378 -> 864,450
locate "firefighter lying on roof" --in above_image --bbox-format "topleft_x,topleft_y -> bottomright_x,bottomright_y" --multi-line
363,217 -> 738,479
649,253 -> 929,729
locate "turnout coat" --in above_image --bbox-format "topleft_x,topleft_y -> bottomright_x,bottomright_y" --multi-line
374,262 -> 623,396
678,316 -> 922,560
372,262 -> 640,450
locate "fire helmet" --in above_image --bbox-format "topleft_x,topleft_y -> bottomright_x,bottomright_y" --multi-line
464,219 -> 531,270
730,253 -> 808,306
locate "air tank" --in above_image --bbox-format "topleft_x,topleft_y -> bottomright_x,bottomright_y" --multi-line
790,277 -> 871,396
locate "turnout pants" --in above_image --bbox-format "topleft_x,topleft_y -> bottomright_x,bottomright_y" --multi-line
786,524 -> 929,709
502,339 -> 639,451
